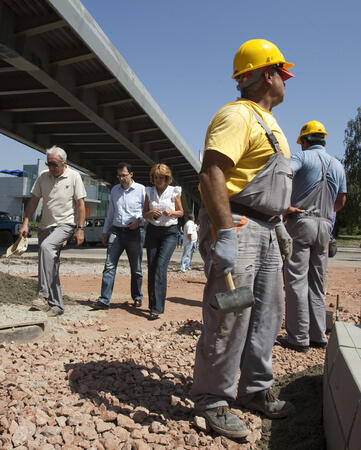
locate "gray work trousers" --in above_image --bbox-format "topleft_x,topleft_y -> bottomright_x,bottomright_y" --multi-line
191,209 -> 283,410
37,224 -> 75,313
284,217 -> 331,346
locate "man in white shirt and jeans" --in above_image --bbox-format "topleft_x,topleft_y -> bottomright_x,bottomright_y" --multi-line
92,162 -> 145,310
180,215 -> 198,272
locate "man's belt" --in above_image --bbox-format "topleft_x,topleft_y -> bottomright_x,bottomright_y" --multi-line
230,202 -> 281,224
116,226 -> 130,231
114,226 -> 144,231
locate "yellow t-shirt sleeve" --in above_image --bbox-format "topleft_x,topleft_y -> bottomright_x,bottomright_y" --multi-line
204,105 -> 251,166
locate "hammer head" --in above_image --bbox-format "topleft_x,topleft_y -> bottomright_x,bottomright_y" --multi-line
215,285 -> 254,313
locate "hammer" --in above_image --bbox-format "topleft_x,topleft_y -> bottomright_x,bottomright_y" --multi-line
215,272 -> 254,313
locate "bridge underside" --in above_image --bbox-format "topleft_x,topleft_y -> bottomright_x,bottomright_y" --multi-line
0,0 -> 201,206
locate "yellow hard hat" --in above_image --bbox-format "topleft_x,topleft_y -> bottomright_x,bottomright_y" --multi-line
297,121 -> 328,144
232,39 -> 294,79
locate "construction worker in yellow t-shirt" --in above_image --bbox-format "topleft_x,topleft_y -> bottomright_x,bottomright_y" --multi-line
191,39 -> 296,438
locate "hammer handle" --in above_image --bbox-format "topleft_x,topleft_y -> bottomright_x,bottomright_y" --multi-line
225,272 -> 235,291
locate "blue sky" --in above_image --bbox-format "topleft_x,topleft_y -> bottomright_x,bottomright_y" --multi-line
1,0 -> 360,170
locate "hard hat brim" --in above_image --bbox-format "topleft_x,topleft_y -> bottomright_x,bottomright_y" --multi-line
277,67 -> 295,81
232,61 -> 294,79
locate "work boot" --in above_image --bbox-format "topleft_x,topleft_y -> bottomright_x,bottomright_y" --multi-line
310,340 -> 327,349
197,406 -> 249,439
236,389 -> 295,419
277,336 -> 309,353
31,297 -> 50,312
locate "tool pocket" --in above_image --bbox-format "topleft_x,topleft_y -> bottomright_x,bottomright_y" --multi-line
231,153 -> 292,216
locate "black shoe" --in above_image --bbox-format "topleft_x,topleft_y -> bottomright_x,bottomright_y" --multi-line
148,313 -> 160,320
310,340 -> 327,349
133,299 -> 142,307
277,336 -> 309,353
90,301 -> 109,310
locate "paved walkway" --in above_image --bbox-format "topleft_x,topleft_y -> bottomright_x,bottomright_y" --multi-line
1,238 -> 361,267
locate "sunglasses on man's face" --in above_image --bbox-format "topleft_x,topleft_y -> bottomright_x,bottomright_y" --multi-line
45,161 -> 62,168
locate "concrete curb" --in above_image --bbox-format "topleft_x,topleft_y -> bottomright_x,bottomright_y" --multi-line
324,322 -> 361,450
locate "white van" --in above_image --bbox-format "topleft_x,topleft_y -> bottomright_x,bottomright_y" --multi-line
84,216 -> 105,246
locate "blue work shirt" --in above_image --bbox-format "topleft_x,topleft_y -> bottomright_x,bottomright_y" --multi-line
290,145 -> 347,204
103,181 -> 145,233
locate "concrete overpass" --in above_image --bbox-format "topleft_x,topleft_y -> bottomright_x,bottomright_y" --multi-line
0,0 -> 201,205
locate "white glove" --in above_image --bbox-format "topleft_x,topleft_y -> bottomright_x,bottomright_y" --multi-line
275,223 -> 293,261
211,228 -> 237,275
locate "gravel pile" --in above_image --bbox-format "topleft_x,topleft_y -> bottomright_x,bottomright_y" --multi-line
1,260 -> 359,449
0,316 -> 335,450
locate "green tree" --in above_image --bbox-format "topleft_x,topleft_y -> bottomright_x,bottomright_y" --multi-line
336,107 -> 361,234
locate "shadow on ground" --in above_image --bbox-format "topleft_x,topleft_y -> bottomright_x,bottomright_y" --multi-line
65,359 -> 193,427
257,364 -> 326,449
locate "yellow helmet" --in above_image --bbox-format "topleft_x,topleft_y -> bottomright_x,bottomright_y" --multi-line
297,121 -> 328,144
232,39 -> 294,79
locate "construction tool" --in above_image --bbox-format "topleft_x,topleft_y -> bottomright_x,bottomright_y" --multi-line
215,272 -> 254,313
336,294 -> 340,321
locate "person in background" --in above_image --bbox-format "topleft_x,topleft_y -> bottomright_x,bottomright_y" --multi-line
91,162 -> 145,310
176,224 -> 184,248
279,121 -> 347,352
18,146 -> 86,317
180,215 -> 198,272
143,163 -> 183,320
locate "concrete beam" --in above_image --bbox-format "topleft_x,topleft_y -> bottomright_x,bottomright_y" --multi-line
48,0 -> 200,173
116,113 -> 147,122
99,98 -> 133,107
15,18 -> 66,37
51,49 -> 95,66
78,77 -> 117,89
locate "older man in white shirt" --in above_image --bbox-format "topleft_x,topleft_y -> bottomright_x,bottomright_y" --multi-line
19,146 -> 86,317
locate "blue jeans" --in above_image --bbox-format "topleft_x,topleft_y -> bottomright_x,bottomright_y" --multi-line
146,224 -> 178,314
180,241 -> 196,270
98,226 -> 144,306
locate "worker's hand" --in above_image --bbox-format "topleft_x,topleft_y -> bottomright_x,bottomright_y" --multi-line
101,233 -> 109,246
283,205 -> 305,216
74,229 -> 84,246
211,228 -> 237,275
275,223 -> 292,261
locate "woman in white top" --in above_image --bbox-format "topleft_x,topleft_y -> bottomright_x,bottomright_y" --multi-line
143,163 -> 184,320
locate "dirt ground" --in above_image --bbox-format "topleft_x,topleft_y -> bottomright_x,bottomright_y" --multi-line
0,261 -> 360,449
2,263 -> 358,336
